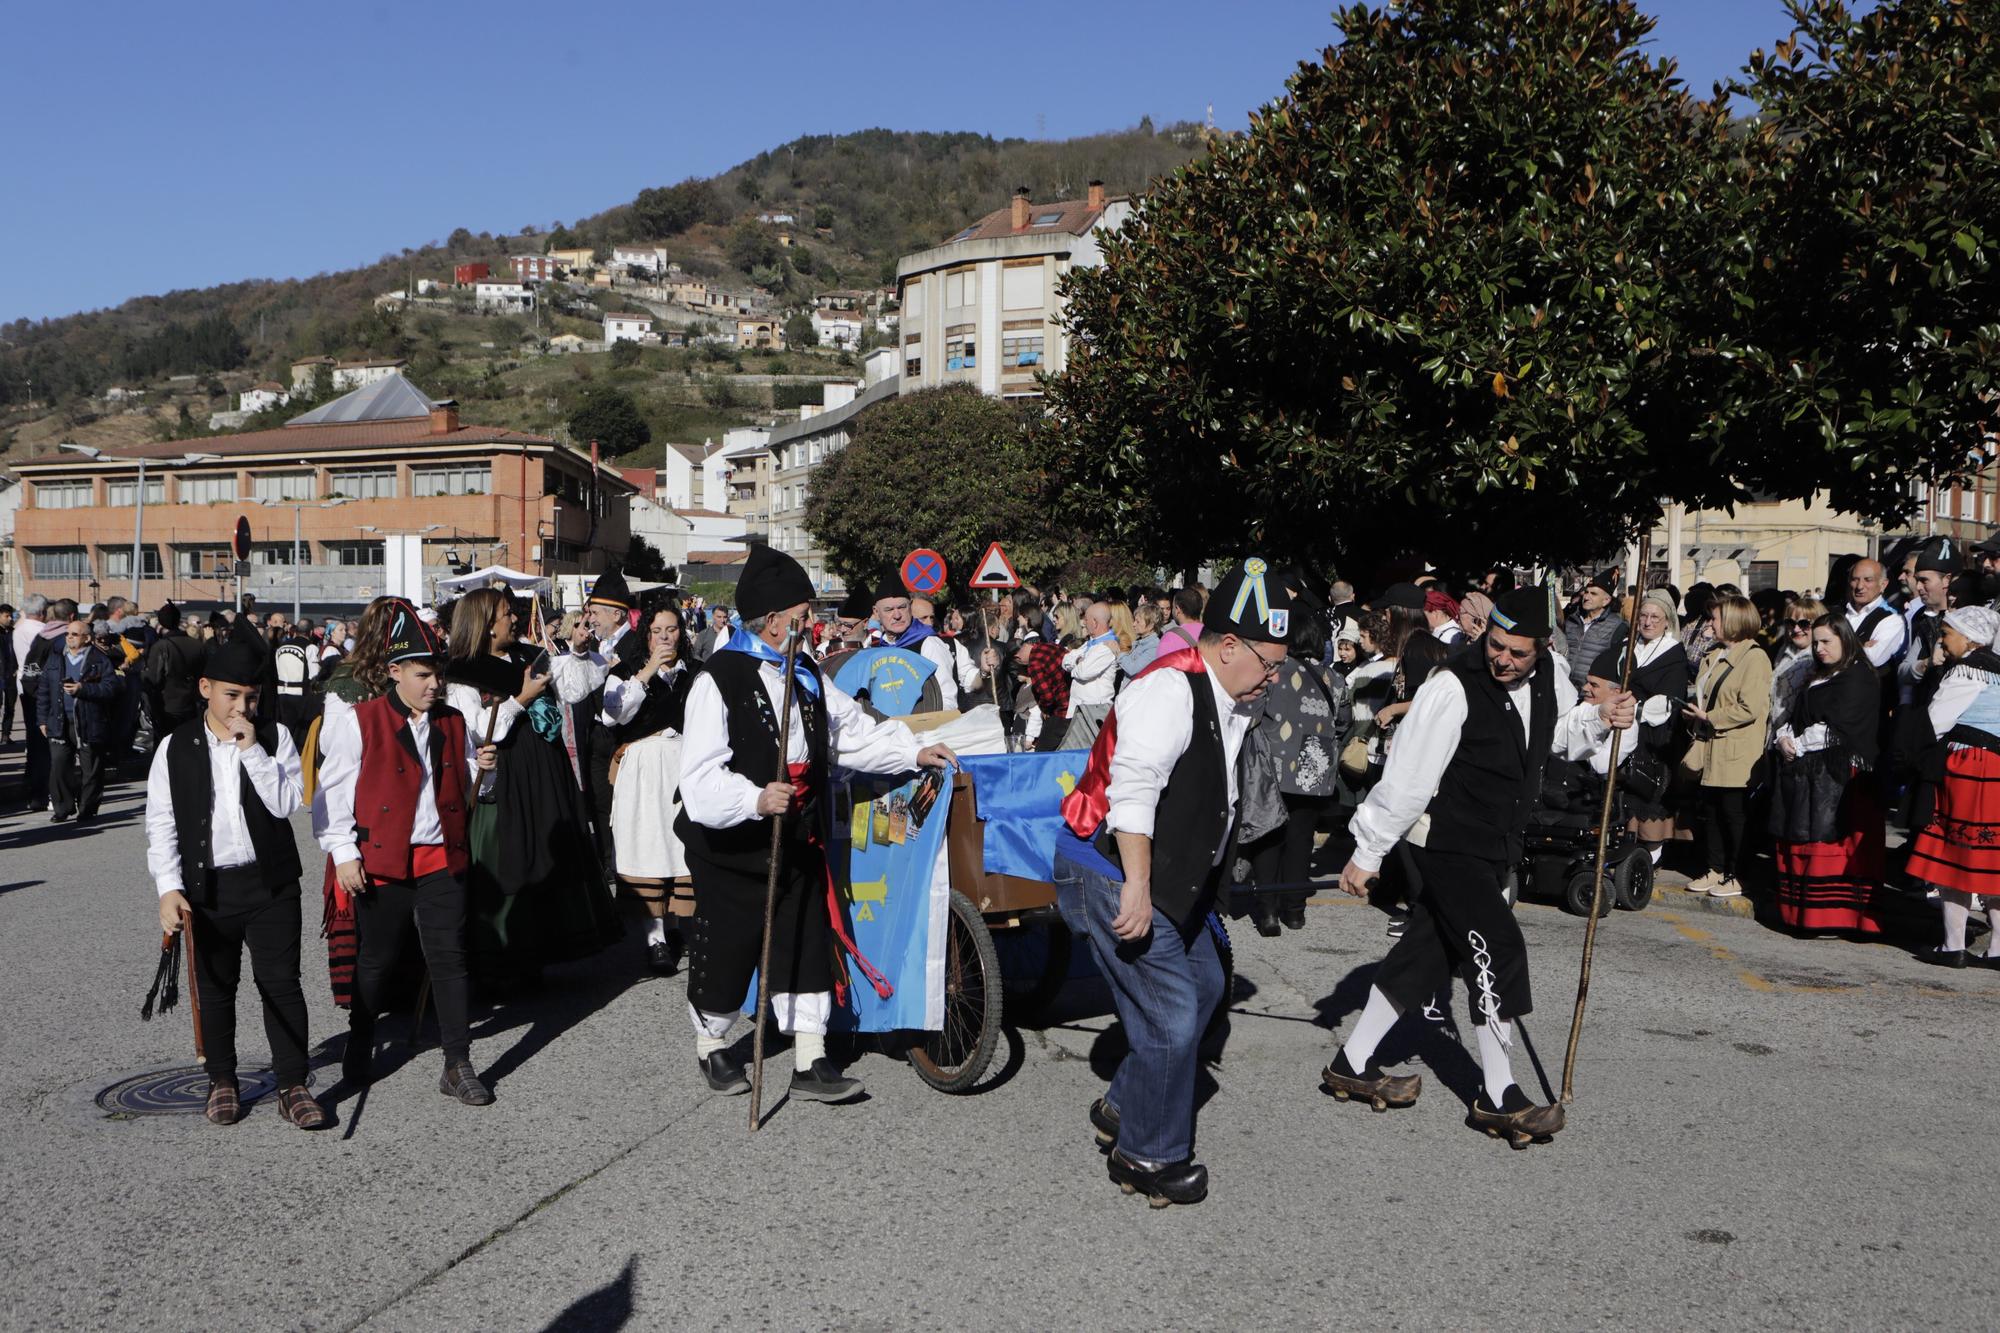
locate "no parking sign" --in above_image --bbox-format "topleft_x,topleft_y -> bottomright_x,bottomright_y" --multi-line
900,548 -> 948,597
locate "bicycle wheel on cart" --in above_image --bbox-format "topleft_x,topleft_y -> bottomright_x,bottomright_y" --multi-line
908,890 -> 1003,1093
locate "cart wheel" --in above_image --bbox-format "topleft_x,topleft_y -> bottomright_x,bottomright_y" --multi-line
1563,868 -> 1612,918
1614,848 -> 1655,911
908,891 -> 1003,1094
998,919 -> 1073,1023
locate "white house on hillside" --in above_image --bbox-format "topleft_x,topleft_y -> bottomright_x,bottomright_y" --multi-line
604,313 -> 654,345
611,244 -> 669,274
239,381 -> 289,413
332,358 -> 408,391
474,280 -> 535,311
810,307 -> 864,350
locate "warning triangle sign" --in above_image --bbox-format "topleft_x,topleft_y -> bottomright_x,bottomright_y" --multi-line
968,541 -> 1020,589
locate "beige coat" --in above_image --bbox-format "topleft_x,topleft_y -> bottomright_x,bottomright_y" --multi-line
1693,640 -> 1773,788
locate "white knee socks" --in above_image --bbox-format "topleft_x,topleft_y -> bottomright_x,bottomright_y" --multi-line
1341,986 -> 1402,1071
1942,893 -> 1972,952
646,916 -> 668,946
1476,1018 -> 1518,1105
793,1030 -> 825,1073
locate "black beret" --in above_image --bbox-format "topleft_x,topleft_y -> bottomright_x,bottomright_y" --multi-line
1490,587 -> 1554,639
1202,556 -> 1295,645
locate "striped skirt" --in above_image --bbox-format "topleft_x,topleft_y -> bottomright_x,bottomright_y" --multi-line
1773,780 -> 1885,933
1907,746 -> 2000,897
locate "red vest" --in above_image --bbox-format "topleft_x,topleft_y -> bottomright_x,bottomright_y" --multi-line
352,694 -> 472,882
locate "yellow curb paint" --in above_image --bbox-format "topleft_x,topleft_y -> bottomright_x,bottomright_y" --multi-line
1737,970 -> 1776,993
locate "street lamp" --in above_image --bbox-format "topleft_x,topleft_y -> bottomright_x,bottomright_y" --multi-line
257,496 -> 352,621
60,443 -> 220,605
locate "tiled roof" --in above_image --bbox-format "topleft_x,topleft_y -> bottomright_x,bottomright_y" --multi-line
686,549 -> 748,564
251,381 -> 286,392
14,416 -> 553,464
605,312 -> 652,322
948,197 -> 1109,244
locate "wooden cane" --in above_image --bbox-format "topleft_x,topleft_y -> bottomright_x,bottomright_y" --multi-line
749,619 -> 803,1132
1560,533 -> 1651,1104
183,913 -> 205,1061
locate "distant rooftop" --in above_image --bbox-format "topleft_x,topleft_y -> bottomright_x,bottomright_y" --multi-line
287,373 -> 438,426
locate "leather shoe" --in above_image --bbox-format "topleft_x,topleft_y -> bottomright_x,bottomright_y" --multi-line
439,1059 -> 494,1106
789,1058 -> 864,1103
1107,1150 -> 1208,1207
699,1051 -> 750,1095
1089,1097 -> 1120,1148
1250,901 -> 1281,938
1920,947 -> 1968,969
648,936 -> 682,975
277,1085 -> 330,1130
1279,901 -> 1307,931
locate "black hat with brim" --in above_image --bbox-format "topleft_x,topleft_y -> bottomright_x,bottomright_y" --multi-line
586,565 -> 634,610
383,600 -> 442,664
1589,642 -> 1630,682
1916,535 -> 1962,573
838,587 -> 874,620
1376,582 -> 1426,611
1202,556 -> 1294,645
874,572 -> 911,605
203,640 -> 266,686
737,544 -> 816,623
1490,587 -> 1554,639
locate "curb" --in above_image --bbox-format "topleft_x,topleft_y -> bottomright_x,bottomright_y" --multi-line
1652,870 -> 1939,944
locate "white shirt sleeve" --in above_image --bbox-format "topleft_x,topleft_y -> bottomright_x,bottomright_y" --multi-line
1858,607 -> 1906,669
242,725 -> 304,819
919,636 -> 958,710
1348,670 -> 1468,872
548,649 -> 605,706
322,689 -> 352,730
825,680 -> 922,776
312,707 -> 363,867
1548,669 -> 1616,762
145,738 -> 184,897
445,683 -> 523,744
677,672 -> 766,830
1930,668 -> 1983,739
1103,669 -> 1196,841
601,672 -> 647,726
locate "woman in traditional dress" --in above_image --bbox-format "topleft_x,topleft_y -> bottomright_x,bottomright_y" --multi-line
604,602 -> 701,973
1768,614 -> 1883,934
1904,606 -> 2000,968
1620,589 -> 1692,863
445,589 -> 618,987
1766,596 -> 1826,739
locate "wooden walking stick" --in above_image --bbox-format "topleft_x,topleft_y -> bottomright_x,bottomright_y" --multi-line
749,617 -> 804,1132
1560,533 -> 1651,1104
183,914 -> 206,1061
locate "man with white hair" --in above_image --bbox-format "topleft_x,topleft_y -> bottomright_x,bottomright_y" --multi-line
1061,602 -> 1120,749
870,575 -> 963,710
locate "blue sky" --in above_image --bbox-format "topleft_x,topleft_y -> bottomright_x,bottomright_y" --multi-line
1,0 -> 1818,324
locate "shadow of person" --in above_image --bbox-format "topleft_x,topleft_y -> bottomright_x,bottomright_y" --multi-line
469,963 -> 644,1089
542,1254 -> 638,1332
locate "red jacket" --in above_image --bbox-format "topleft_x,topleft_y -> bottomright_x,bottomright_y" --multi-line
352,694 -> 471,881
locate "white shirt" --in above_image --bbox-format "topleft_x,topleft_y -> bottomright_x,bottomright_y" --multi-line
1929,663 -> 1994,740
1431,621 -> 1464,646
12,616 -> 44,692
1348,662 -> 1618,872
603,659 -> 688,728
679,657 -> 922,830
1062,638 -> 1119,713
312,700 -> 483,866
1103,662 -> 1253,867
1845,598 -> 1906,670
146,721 -> 304,897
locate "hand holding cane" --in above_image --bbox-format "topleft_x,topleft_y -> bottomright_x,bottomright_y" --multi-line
1560,534 -> 1650,1104
750,617 -> 803,1132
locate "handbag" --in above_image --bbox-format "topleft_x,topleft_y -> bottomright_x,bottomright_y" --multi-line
1676,651 -> 1739,783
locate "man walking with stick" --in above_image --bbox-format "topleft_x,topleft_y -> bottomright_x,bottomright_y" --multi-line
1322,588 -> 1635,1147
675,545 -> 957,1105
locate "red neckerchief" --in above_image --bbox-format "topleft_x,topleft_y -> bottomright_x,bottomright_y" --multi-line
1060,645 -> 1208,839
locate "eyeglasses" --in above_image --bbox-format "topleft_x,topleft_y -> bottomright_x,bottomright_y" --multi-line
1246,641 -> 1285,678
1784,618 -> 1814,631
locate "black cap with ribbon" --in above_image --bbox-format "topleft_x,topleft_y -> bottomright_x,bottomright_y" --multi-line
1202,556 -> 1294,645
1489,586 -> 1555,639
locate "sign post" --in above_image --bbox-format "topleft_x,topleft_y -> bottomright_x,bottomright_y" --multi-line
232,516 -> 252,612
967,541 -> 1021,592
899,548 -> 948,598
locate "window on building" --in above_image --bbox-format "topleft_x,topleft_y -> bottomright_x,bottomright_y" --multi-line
905,354 -> 922,379
325,541 -> 385,567
329,468 -> 396,500
252,543 -> 310,566
1003,334 -> 1045,368
1746,561 -> 1781,594
1962,492 -> 1978,519
178,473 -> 238,505
903,281 -> 925,320
34,480 -> 92,509
251,471 -> 315,502
101,546 -> 164,579
1003,265 -> 1045,310
1034,212 -> 1063,227
413,464 -> 492,497
1984,491 -> 1995,524
31,547 -> 89,579
944,269 -> 978,308
105,477 -> 165,507
175,545 -> 230,578
945,329 -> 977,371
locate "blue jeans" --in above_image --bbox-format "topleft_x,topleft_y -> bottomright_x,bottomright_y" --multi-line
1053,851 -> 1223,1164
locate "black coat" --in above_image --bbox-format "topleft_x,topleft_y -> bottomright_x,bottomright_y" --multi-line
38,646 -> 120,745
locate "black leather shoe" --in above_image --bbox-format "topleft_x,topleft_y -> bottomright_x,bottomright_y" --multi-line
1089,1097 -> 1121,1148
1279,901 -> 1307,931
648,936 -> 682,975
439,1059 -> 494,1106
1107,1150 -> 1208,1207
341,1033 -> 373,1086
1250,901 -> 1281,938
1921,947 -> 1969,969
699,1051 -> 750,1095
789,1058 -> 864,1103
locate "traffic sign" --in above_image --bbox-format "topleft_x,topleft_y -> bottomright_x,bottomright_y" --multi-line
233,515 -> 252,561
900,548 -> 948,597
967,541 -> 1020,589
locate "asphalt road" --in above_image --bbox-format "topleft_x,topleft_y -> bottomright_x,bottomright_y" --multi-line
2,741 -> 1993,1331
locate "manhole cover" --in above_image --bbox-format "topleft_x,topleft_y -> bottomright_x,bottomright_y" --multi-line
94,1066 -> 311,1117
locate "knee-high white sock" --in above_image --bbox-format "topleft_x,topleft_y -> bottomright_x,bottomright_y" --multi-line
1476,1019 -> 1518,1104
1983,906 -> 2000,958
1941,894 -> 1972,952
689,1003 -> 734,1058
1341,986 -> 1402,1071
793,1030 -> 826,1073
646,916 -> 668,946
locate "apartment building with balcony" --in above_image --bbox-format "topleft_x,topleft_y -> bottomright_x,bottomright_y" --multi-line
11,374 -> 635,612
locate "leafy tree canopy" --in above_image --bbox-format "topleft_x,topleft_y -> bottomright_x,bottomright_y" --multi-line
631,179 -> 716,238
566,384 -> 651,456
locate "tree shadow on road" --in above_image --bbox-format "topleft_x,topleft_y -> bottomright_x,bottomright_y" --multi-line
542,1254 -> 637,1332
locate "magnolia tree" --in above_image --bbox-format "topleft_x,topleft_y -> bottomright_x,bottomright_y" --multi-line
1042,0 -> 1999,579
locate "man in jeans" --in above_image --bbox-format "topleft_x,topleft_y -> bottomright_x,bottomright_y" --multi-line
1052,557 -> 1292,1207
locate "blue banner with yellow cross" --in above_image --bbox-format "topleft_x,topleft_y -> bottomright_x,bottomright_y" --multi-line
954,751 -> 1089,883
827,768 -> 955,1033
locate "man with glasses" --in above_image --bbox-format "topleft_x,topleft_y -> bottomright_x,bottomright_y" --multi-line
1323,586 -> 1635,1147
1051,556 -> 1292,1206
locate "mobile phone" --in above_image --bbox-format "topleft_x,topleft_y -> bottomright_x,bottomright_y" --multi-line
529,649 -> 552,677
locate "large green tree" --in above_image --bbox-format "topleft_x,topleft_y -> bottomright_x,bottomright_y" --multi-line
805,386 -> 1089,594
1043,0 -> 1999,579
566,385 -> 650,456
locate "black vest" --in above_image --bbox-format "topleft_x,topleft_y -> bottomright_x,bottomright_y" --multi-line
165,717 -> 304,893
1424,649 -> 1558,865
611,660 -> 698,745
1140,668 -> 1236,927
1855,605 -> 1898,686
673,648 -> 829,876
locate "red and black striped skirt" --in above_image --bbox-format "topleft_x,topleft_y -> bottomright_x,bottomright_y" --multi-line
1907,746 -> 2000,897
1774,780 -> 1885,933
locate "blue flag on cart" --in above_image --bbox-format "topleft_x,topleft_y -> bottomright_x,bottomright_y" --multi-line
955,751 -> 1089,883
832,646 -> 936,717
829,771 -> 954,1033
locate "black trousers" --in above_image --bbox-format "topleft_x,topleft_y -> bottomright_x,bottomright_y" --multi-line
1,682 -> 15,739
1373,843 -> 1531,1025
189,867 -> 309,1087
685,845 -> 831,1015
350,870 -> 472,1063
22,695 -> 50,803
49,735 -> 105,818
1249,791 -> 1332,908
586,729 -> 618,877
1701,786 -> 1751,877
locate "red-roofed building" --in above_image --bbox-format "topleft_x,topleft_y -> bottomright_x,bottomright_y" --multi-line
895,180 -> 1130,400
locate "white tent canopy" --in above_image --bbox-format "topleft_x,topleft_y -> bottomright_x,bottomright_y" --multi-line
436,565 -> 551,595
